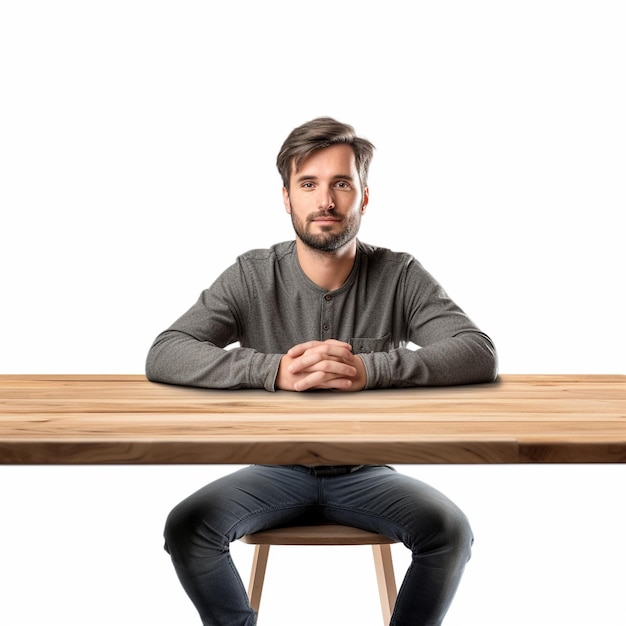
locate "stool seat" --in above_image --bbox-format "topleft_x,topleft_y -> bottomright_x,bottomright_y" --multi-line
240,523 -> 398,624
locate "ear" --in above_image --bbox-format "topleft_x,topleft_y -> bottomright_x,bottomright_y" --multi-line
282,187 -> 291,214
361,186 -> 369,214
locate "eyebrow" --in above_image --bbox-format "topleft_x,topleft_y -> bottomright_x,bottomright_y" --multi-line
294,174 -> 356,184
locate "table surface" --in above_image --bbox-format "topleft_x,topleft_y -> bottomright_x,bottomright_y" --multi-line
0,374 -> 624,464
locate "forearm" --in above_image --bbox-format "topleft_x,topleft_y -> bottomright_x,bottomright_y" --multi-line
145,330 -> 282,391
360,331 -> 498,389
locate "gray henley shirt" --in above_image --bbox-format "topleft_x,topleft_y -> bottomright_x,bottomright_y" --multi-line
146,240 -> 497,391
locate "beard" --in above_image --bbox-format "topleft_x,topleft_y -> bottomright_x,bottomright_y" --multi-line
290,211 -> 362,253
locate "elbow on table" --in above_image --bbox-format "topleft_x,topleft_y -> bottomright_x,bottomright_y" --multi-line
460,331 -> 499,385
483,354 -> 499,384
480,336 -> 499,383
145,347 -> 164,383
144,335 -> 176,384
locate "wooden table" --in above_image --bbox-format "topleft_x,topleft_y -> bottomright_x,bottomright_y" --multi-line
0,374 -> 624,464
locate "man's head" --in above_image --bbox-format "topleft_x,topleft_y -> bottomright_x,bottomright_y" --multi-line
277,118 -> 375,254
276,117 -> 375,193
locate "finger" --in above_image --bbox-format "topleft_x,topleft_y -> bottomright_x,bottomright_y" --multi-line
288,355 -> 357,378
289,354 -> 355,375
287,339 -> 352,358
288,346 -> 355,373
293,371 -> 354,392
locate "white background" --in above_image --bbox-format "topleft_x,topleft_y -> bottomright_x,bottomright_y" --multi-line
1,1 -> 624,624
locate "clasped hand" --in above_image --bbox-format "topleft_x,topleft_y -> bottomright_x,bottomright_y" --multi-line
276,339 -> 366,392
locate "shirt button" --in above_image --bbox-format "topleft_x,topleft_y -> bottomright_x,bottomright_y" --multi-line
324,295 -> 332,301
323,324 -> 330,332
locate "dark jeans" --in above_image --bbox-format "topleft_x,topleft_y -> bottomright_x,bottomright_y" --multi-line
164,464 -> 473,625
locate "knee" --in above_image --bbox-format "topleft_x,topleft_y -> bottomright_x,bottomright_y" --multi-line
163,498 -> 223,558
442,507 -> 474,561
163,501 -> 191,557
412,505 -> 473,563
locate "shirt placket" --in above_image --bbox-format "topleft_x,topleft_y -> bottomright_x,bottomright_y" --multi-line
320,293 -> 334,339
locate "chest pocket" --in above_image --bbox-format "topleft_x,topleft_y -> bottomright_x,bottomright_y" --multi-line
350,335 -> 390,354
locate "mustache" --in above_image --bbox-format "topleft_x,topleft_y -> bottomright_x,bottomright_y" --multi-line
309,211 -> 340,221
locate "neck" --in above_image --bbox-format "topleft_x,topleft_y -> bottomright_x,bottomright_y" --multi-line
295,238 -> 357,291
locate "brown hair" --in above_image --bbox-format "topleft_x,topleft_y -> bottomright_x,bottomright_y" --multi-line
276,117 -> 375,191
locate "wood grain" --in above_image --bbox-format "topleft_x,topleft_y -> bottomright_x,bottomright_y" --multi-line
1,375 -> 624,464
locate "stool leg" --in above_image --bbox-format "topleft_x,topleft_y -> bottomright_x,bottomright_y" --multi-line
248,544 -> 270,613
372,544 -> 397,625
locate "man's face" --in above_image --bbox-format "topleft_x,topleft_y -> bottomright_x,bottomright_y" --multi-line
283,144 -> 368,253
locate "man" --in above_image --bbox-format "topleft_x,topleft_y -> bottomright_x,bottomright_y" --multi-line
146,117 -> 497,625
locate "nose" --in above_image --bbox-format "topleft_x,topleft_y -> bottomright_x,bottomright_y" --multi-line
318,186 -> 335,210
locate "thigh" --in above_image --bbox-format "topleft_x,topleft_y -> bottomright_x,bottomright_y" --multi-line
165,465 -> 321,543
320,465 -> 471,546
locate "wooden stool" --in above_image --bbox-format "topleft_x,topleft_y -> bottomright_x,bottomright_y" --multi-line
240,523 -> 398,624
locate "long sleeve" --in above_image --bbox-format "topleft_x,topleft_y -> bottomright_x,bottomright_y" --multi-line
145,262 -> 282,391
357,254 -> 498,388
360,331 -> 497,388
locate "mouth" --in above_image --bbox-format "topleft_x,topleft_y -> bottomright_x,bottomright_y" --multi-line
311,213 -> 341,225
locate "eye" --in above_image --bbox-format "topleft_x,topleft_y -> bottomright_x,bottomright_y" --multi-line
335,181 -> 351,189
